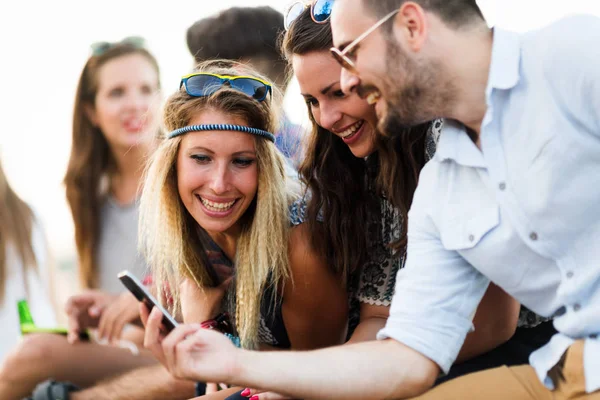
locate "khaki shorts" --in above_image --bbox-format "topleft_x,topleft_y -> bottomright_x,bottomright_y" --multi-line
411,341 -> 600,400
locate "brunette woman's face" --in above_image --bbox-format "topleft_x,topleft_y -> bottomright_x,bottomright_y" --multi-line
90,53 -> 160,151
176,109 -> 259,237
293,50 -> 378,158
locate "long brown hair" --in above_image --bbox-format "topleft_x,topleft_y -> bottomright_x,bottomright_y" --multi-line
64,42 -> 160,289
140,60 -> 296,348
281,8 -> 429,270
0,160 -> 36,303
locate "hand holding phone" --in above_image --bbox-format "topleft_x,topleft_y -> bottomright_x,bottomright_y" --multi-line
118,270 -> 179,333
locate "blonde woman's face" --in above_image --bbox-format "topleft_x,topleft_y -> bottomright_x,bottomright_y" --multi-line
89,53 -> 160,151
176,109 -> 259,236
293,50 -> 378,158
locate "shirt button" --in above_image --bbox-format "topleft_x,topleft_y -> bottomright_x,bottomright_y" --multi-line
566,271 -> 574,279
499,182 -> 506,191
468,234 -> 475,242
573,304 -> 582,312
530,232 -> 538,241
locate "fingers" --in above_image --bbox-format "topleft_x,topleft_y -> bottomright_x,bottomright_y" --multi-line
205,383 -> 219,394
65,295 -> 95,344
254,392 -> 294,399
144,307 -> 168,365
240,389 -> 293,400
161,322 -> 202,372
99,305 -> 126,343
66,311 -> 81,344
139,302 -> 151,327
64,293 -> 92,315
97,304 -> 112,341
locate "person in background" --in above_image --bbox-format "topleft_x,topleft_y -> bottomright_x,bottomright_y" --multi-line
0,158 -> 57,361
0,37 -> 160,399
186,6 -> 305,166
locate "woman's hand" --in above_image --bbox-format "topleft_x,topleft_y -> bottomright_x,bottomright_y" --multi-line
241,388 -> 294,399
64,290 -> 116,344
96,291 -> 141,343
141,305 -> 240,383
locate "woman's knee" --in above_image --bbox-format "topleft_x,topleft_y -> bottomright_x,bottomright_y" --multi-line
0,334 -> 66,382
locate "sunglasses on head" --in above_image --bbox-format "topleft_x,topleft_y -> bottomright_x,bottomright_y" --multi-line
90,36 -> 146,57
284,0 -> 335,31
180,73 -> 272,102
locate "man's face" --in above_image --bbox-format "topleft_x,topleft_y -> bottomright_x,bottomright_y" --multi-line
331,0 -> 454,135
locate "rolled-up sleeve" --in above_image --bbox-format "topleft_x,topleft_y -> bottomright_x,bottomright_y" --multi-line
377,179 -> 490,373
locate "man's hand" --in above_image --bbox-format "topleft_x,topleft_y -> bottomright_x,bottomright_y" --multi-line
141,305 -> 240,383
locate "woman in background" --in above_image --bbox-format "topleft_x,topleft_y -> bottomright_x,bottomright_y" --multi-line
0,159 -> 56,361
0,37 -> 161,399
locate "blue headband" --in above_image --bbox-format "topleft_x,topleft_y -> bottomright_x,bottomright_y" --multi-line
168,124 -> 275,142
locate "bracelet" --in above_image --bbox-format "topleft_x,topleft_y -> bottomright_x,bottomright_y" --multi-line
200,313 -> 240,347
224,333 -> 241,348
199,312 -> 232,333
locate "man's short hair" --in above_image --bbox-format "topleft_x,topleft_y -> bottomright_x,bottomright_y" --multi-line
362,0 -> 485,28
186,6 -> 288,88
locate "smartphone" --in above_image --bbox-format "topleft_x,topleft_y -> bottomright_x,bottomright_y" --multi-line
118,270 -> 179,333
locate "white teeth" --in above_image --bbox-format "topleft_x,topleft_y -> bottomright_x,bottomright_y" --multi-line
340,120 -> 364,138
199,197 -> 236,211
366,91 -> 381,105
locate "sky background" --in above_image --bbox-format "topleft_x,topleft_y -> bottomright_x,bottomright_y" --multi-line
1,0 -> 599,267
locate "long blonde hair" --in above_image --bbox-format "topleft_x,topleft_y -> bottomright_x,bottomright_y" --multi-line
64,42 -> 160,289
139,60 -> 295,348
0,160 -> 37,303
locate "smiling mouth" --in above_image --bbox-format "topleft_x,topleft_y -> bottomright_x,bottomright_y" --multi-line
339,120 -> 364,139
123,118 -> 145,131
197,195 -> 237,212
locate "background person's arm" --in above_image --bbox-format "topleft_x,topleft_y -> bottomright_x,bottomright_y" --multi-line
456,283 -> 520,363
282,223 -> 349,349
345,303 -> 389,343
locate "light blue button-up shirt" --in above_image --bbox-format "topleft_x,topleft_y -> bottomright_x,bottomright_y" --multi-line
378,15 -> 600,393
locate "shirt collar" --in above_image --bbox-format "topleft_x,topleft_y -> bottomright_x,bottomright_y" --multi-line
486,27 -> 522,97
434,29 -> 521,168
435,119 -> 486,168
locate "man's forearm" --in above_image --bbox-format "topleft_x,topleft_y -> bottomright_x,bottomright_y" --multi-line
72,364 -> 196,400
233,339 -> 439,400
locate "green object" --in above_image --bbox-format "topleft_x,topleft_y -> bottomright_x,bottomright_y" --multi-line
18,299 -> 89,340
18,299 -> 68,335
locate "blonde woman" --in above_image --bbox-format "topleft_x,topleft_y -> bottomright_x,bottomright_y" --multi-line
139,59 -> 348,397
0,159 -> 56,361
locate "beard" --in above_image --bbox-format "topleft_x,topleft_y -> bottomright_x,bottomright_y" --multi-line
377,35 -> 455,137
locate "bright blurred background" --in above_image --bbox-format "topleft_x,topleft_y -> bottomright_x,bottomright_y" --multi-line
0,0 -> 599,307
